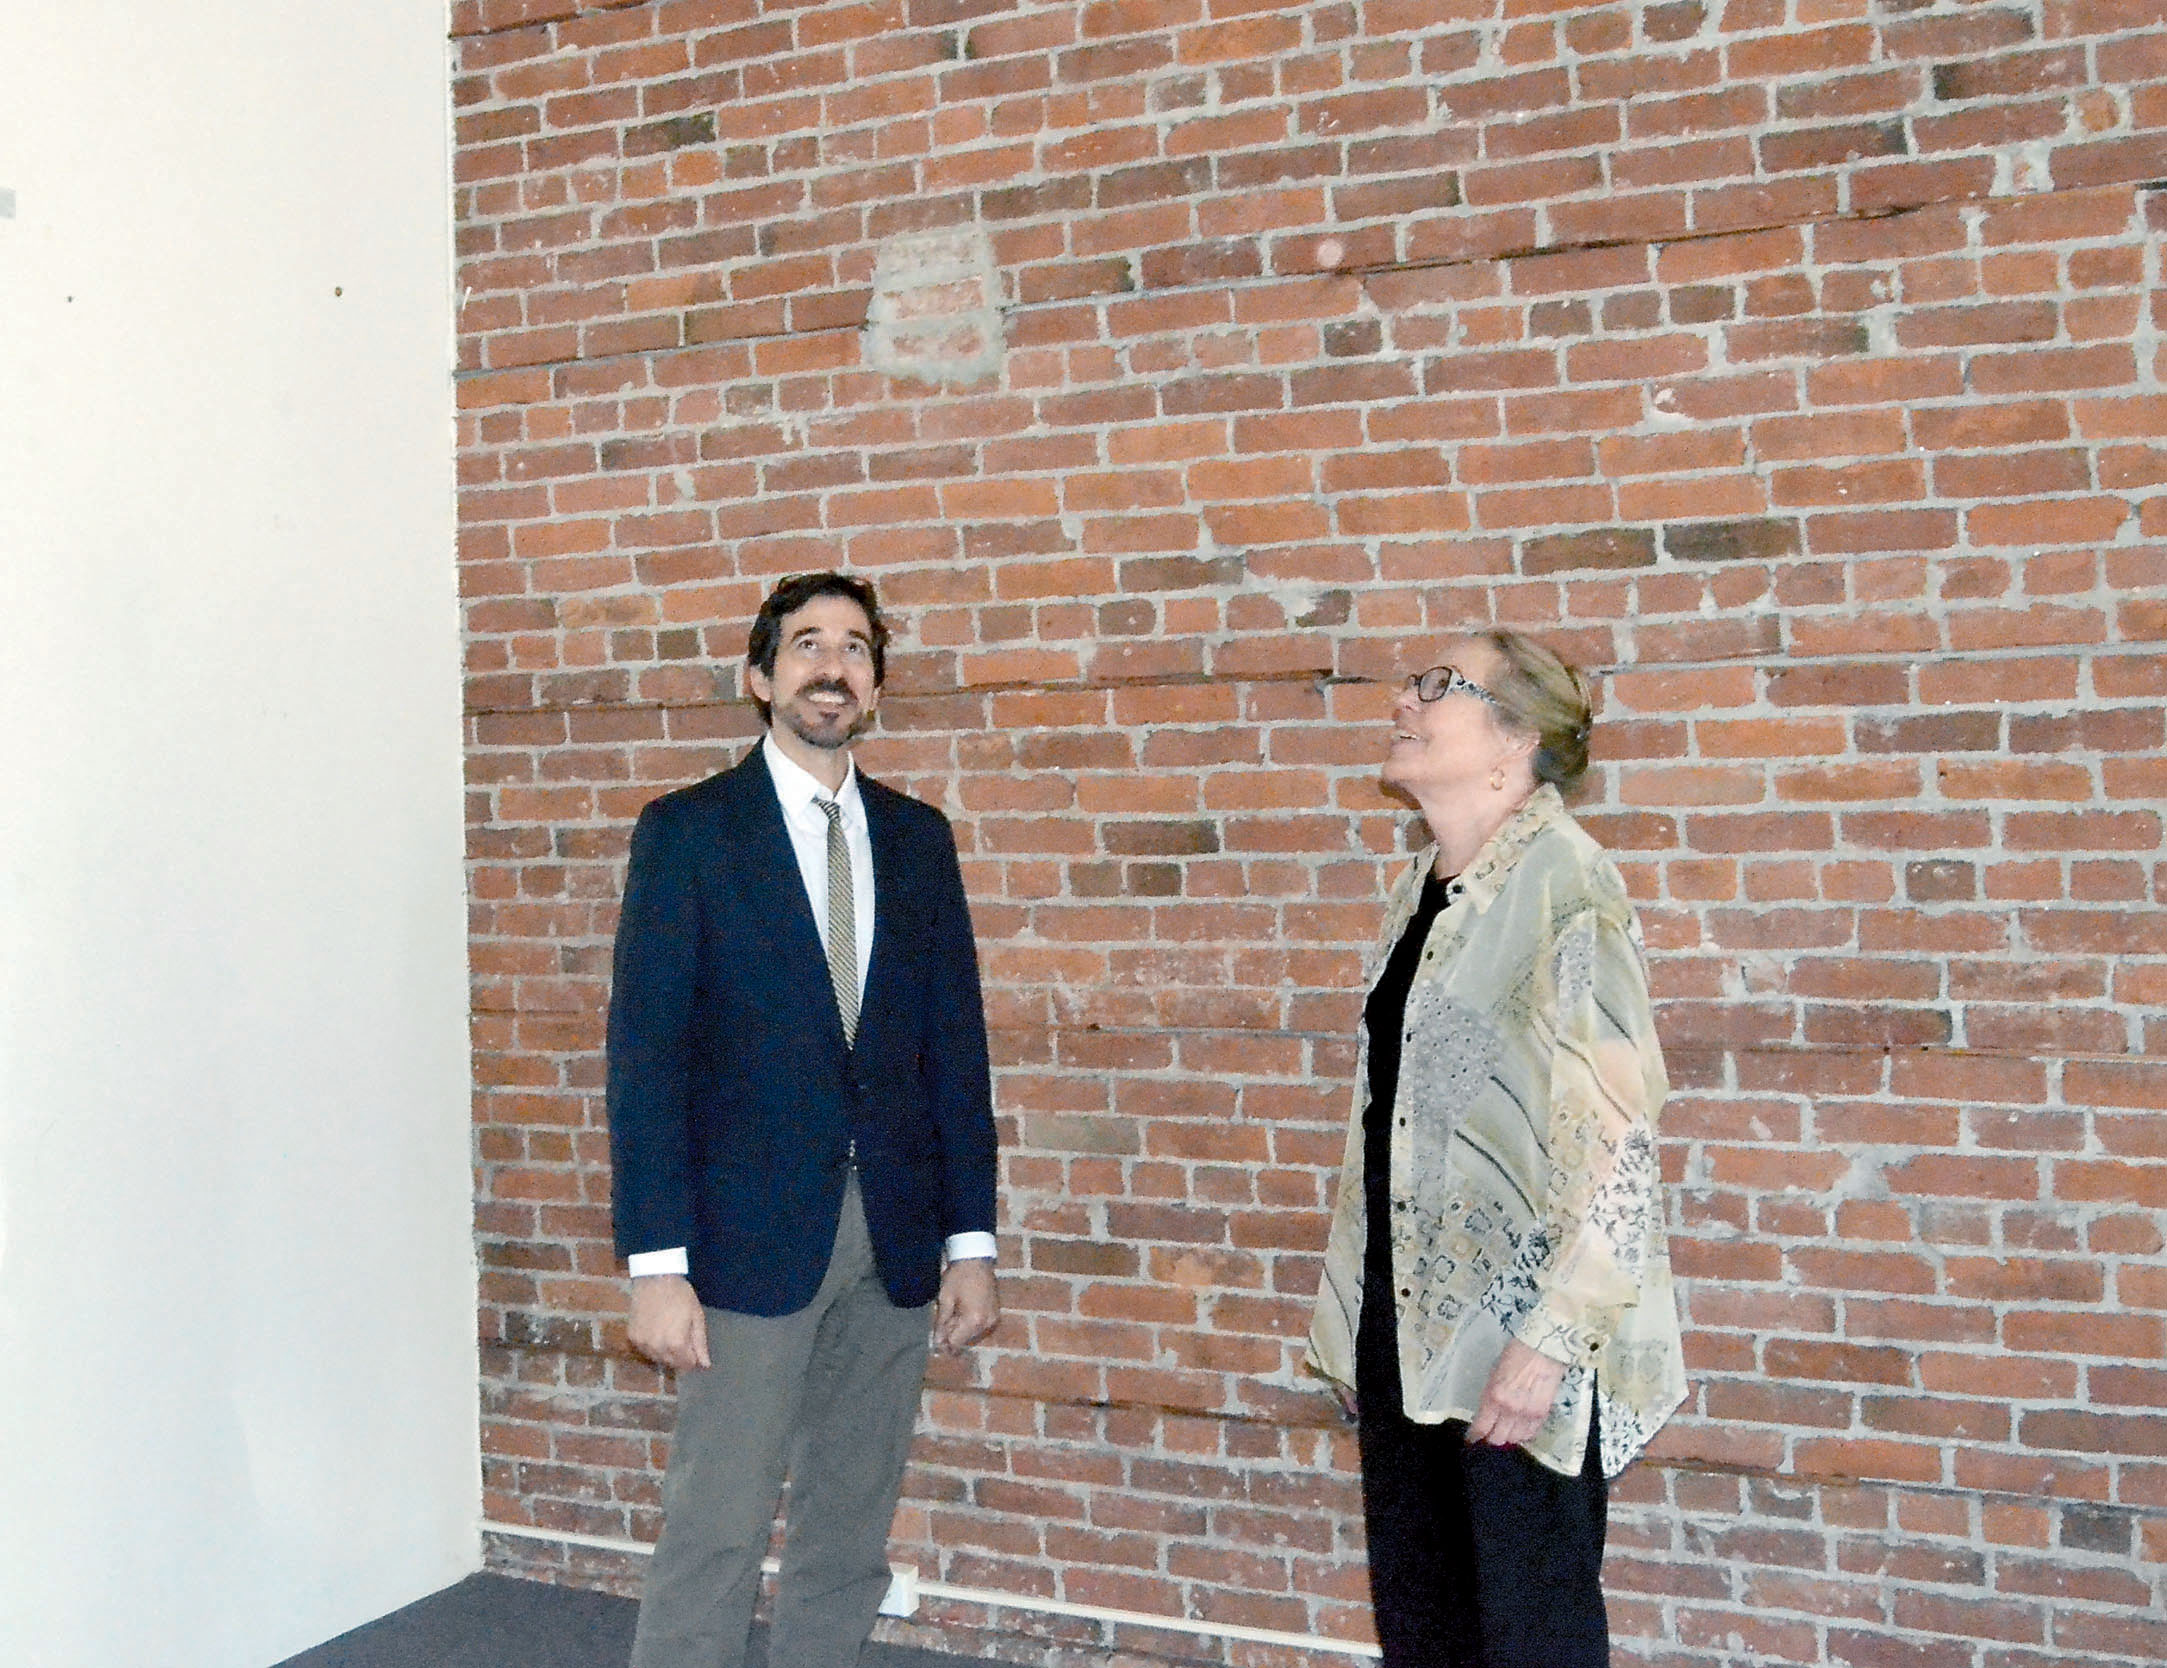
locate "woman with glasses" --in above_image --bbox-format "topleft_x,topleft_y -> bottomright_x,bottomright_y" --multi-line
1306,630 -> 1687,1668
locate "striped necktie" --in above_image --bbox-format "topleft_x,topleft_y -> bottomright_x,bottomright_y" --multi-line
816,797 -> 859,1046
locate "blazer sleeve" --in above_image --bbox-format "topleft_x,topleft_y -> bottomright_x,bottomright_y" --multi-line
607,796 -> 703,1260
919,816 -> 998,1239
1514,904 -> 1669,1370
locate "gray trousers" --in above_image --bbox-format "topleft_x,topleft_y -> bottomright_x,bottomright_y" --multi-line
631,1177 -> 932,1668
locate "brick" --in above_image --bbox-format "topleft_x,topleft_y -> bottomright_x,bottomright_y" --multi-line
1519,526 -> 1657,574
2020,1411 -> 2167,1459
1662,517 -> 1802,563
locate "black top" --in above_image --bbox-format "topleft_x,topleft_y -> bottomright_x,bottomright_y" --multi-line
1361,871 -> 1457,1278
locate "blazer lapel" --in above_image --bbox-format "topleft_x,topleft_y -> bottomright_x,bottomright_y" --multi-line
858,782 -> 904,1029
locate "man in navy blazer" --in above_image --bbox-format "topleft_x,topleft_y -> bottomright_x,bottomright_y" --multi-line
608,571 -> 998,1668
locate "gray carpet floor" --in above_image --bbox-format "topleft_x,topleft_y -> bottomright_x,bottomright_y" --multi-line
273,1573 -> 980,1668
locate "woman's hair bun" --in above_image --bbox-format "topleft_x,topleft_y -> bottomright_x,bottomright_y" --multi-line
1475,630 -> 1595,792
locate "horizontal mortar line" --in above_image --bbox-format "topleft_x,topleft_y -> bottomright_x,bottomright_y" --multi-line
464,669 -> 1349,719
487,1360 -> 2167,1490
450,0 -> 647,44
469,1037 -> 2147,1067
989,1036 -> 2140,1067
454,174 -> 2145,382
485,1334 -> 1356,1427
471,1031 -> 2144,1047
455,141 -> 2144,276
993,1028 -> 2130,1054
466,642 -> 2068,721
461,658 -> 2151,724
472,1385 -> 2167,1519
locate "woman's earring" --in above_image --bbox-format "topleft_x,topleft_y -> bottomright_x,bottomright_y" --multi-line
1489,766 -> 1506,792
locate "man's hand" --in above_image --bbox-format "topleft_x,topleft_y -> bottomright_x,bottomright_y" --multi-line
627,1274 -> 711,1373
933,1258 -> 998,1354
1466,1337 -> 1568,1448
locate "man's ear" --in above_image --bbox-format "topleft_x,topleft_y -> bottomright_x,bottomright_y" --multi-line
745,661 -> 773,705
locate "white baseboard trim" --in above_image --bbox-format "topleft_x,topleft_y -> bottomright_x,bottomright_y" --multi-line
481,1519 -> 1383,1658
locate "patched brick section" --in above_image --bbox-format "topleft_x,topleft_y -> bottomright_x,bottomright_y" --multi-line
863,227 -> 1005,388
455,2 -> 2167,1663
1521,526 -> 1659,575
1664,517 -> 1804,564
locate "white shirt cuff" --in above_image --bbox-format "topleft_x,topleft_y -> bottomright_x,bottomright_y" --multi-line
635,1238 -> 991,1273
944,1232 -> 997,1265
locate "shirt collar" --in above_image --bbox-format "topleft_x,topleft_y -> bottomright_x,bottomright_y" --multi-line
761,732 -> 861,820
1373,785 -> 1568,970
1449,783 -> 1566,910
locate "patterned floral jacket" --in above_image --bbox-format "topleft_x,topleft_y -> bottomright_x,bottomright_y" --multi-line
1306,786 -> 1688,1478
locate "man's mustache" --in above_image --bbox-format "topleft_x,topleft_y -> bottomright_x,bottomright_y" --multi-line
796,679 -> 857,702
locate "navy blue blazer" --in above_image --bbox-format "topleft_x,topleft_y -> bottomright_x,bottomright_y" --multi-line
606,747 -> 997,1315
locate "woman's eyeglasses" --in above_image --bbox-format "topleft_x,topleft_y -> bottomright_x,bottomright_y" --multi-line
1406,665 -> 1501,707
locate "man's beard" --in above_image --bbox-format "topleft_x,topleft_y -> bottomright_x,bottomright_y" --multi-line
777,681 -> 871,750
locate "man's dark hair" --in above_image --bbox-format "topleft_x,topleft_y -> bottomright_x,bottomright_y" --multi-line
745,570 -> 890,723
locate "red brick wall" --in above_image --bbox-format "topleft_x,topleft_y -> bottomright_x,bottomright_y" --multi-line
455,2 -> 2167,1661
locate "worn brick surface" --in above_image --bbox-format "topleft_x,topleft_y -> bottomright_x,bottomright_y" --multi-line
458,2 -> 2167,1661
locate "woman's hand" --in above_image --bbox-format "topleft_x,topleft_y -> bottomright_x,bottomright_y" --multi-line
1467,1338 -> 1567,1448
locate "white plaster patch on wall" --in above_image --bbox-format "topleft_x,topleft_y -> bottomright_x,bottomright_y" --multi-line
1999,140 -> 2053,195
0,188 -> 16,217
1831,1150 -> 1892,1202
862,227 -> 1004,387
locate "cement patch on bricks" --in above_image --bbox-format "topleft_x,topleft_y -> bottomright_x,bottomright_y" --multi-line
863,228 -> 1005,388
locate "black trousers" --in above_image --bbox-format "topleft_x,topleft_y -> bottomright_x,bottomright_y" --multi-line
1355,1272 -> 1611,1668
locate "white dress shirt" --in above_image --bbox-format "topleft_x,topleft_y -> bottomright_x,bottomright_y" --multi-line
628,735 -> 996,1277
763,732 -> 876,998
